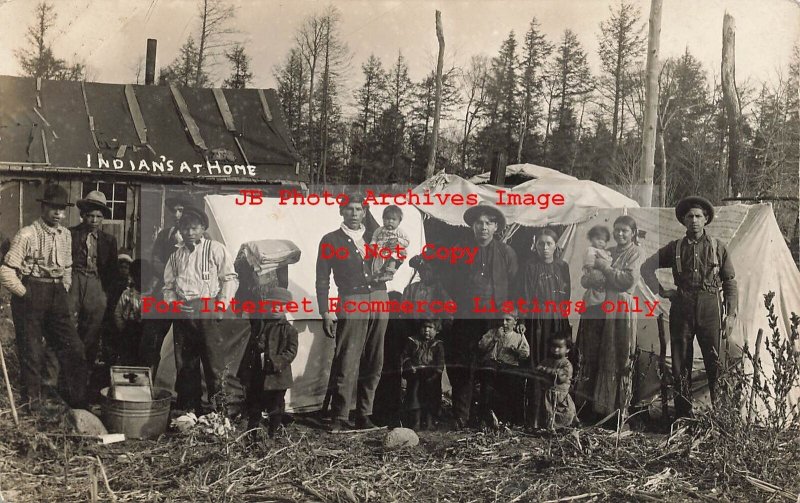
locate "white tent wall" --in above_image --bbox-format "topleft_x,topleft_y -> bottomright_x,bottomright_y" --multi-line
558,204 -> 800,407
154,194 -> 428,412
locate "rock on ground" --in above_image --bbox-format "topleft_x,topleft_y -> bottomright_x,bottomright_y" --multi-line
69,409 -> 108,436
383,427 -> 419,449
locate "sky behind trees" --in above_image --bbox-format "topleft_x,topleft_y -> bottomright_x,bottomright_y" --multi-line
0,0 -> 797,95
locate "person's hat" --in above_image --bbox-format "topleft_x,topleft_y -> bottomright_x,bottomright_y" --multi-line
262,287 -> 293,303
178,206 -> 209,229
675,196 -> 715,225
36,184 -> 73,208
165,195 -> 192,210
117,252 -> 133,263
77,190 -> 112,218
463,202 -> 506,229
409,255 -> 432,271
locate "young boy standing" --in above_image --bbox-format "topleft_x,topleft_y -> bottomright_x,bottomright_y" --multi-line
477,311 -> 530,427
163,206 -> 239,413
245,287 -> 299,438
401,318 -> 445,430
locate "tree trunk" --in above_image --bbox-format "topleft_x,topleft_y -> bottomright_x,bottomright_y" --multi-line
196,0 -> 208,86
657,127 -> 667,206
637,0 -> 662,207
426,11 -> 445,179
722,12 -> 741,197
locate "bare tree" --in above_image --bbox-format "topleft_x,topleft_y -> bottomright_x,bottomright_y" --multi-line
195,0 -> 236,87
459,54 -> 490,170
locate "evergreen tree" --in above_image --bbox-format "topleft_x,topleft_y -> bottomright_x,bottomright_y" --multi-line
222,44 -> 253,88
15,1 -> 85,81
518,18 -> 552,163
597,1 -> 645,153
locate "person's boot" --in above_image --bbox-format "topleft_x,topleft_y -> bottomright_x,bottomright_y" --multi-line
268,413 -> 282,438
329,418 -> 346,432
409,409 -> 421,430
423,411 -> 434,431
355,414 -> 376,430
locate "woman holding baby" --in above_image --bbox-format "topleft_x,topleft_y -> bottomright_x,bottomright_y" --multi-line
576,215 -> 643,420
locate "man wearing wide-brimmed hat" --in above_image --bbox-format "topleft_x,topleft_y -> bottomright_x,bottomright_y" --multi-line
445,202 -> 518,428
70,190 -> 119,397
0,183 -> 88,411
641,195 -> 738,419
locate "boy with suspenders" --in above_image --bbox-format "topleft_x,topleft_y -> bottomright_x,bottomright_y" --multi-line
163,206 -> 239,413
641,196 -> 738,418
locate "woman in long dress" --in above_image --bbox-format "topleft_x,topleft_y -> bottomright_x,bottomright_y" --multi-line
516,228 -> 572,428
591,215 -> 643,419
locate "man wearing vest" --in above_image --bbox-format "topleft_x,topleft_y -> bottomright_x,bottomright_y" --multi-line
0,184 -> 88,411
316,194 -> 389,431
641,196 -> 738,418
70,191 -> 118,397
163,206 -> 239,413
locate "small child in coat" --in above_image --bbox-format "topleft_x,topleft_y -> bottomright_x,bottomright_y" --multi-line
401,318 -> 445,430
370,205 -> 410,283
245,287 -> 299,437
113,259 -> 144,366
535,333 -> 577,430
477,311 -> 530,427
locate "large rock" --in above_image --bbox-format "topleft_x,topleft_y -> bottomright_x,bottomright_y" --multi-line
69,409 -> 108,436
383,427 -> 419,450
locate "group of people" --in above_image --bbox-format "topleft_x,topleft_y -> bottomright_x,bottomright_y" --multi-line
0,184 -> 147,411
318,193 -> 738,432
0,183 -> 737,436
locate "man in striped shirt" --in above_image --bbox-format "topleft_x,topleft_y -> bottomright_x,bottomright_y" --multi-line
0,184 -> 88,411
163,206 -> 239,413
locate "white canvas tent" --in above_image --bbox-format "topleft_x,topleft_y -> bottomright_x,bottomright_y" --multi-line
411,173 -> 800,407
155,194 -> 427,411
155,171 -> 799,413
468,163 -> 578,184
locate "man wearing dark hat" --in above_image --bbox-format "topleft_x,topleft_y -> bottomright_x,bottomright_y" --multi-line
316,194 -> 389,431
0,184 -> 88,411
641,196 -> 738,418
152,195 -> 189,281
142,195 -> 190,377
163,205 -> 239,413
70,190 -> 118,395
446,203 -> 518,428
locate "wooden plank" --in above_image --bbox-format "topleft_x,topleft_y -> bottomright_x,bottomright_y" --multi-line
41,129 -> 49,164
233,136 -> 249,165
124,84 -> 148,144
212,88 -> 237,132
169,83 -> 207,151
115,145 -> 127,159
82,82 -> 100,150
36,77 -> 41,92
33,107 -> 52,128
257,89 -> 273,122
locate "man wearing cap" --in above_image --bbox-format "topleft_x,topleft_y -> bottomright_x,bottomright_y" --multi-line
0,184 -> 88,411
641,196 -> 738,418
70,191 -> 119,394
316,194 -> 389,431
446,203 -> 518,428
163,205 -> 239,413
